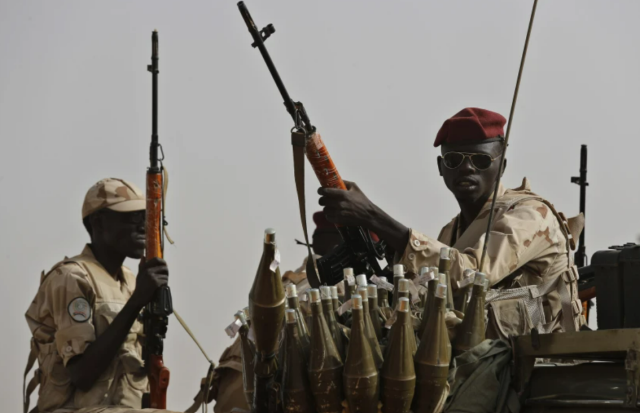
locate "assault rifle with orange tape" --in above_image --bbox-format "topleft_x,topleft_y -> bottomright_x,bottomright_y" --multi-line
238,2 -> 387,288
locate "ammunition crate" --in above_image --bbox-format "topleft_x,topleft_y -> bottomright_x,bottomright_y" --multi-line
590,243 -> 640,329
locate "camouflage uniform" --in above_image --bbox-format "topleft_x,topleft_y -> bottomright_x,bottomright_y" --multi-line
207,338 -> 249,413
281,256 -> 314,297
24,179 -> 178,413
396,178 -> 584,338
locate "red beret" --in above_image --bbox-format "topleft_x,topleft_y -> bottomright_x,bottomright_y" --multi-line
433,107 -> 506,147
313,211 -> 335,232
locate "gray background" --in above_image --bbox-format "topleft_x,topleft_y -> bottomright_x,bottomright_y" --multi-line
1,0 -> 638,410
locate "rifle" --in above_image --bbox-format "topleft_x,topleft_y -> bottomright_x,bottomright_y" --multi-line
571,144 -> 590,321
571,144 -> 588,267
142,29 -> 173,409
238,2 -> 386,287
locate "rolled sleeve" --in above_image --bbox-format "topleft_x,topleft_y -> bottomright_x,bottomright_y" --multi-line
396,229 -> 449,275
41,265 -> 97,365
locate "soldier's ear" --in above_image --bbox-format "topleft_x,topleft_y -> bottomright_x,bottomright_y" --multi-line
89,211 -> 104,235
437,156 -> 443,177
501,158 -> 507,176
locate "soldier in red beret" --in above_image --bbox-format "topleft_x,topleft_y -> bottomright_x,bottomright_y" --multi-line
318,107 -> 584,338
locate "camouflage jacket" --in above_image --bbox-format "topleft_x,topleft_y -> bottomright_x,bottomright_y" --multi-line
396,178 -> 584,338
24,245 -> 159,413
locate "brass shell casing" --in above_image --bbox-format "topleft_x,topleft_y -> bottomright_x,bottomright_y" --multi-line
248,229 -> 286,378
322,297 -> 345,361
368,290 -> 383,341
438,253 -> 455,311
344,298 -> 379,413
359,288 -> 384,369
455,269 -> 476,314
395,279 -> 410,306
418,277 -> 439,340
453,283 -> 486,356
287,295 -> 310,360
381,301 -> 416,413
283,315 -> 315,413
308,298 -> 343,413
413,292 -> 451,413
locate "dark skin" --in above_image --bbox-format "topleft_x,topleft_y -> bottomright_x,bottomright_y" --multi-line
67,209 -> 169,391
318,140 -> 506,252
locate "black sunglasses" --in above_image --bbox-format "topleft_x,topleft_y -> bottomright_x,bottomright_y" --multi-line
442,151 -> 501,171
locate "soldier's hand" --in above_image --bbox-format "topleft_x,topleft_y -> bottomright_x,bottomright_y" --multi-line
132,257 -> 169,308
318,181 -> 376,228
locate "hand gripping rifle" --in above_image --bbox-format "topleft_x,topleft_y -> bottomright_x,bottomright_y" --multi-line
142,30 -> 173,409
238,2 -> 386,288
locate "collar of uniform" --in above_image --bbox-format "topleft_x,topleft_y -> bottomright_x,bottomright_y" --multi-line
486,177 -> 531,203
448,177 -> 531,240
486,182 -> 507,202
80,244 -> 128,284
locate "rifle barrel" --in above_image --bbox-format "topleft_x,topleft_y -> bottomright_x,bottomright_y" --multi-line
576,144 -> 587,266
237,2 -> 311,129
148,30 -> 160,171
579,144 -> 587,246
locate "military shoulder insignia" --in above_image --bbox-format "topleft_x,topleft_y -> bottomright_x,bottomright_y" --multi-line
68,297 -> 92,323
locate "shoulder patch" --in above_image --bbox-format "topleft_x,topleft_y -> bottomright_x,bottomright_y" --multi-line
68,297 -> 92,322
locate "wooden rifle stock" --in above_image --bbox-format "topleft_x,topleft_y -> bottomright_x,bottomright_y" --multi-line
144,172 -> 170,409
579,286 -> 596,302
146,173 -> 163,260
147,354 -> 170,409
142,29 -> 172,409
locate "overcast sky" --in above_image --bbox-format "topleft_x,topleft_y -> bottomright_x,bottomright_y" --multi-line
1,0 -> 639,410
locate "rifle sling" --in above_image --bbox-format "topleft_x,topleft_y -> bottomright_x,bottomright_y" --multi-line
292,130 -> 321,288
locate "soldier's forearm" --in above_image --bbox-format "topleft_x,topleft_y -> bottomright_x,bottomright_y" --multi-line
368,204 -> 411,253
67,299 -> 143,391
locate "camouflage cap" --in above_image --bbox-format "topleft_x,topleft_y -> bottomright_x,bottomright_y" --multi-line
82,178 -> 145,219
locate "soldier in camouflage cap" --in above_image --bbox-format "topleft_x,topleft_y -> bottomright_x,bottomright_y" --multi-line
24,178 -> 179,413
318,108 -> 584,339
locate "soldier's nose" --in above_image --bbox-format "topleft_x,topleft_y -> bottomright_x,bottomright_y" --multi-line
458,158 -> 476,173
